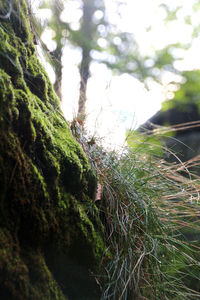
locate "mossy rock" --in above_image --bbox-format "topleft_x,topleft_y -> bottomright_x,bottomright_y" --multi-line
0,1 -> 105,299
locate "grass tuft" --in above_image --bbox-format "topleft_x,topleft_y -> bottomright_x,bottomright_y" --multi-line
72,120 -> 200,299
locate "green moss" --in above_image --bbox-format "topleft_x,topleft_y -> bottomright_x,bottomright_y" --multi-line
0,0 -> 105,299
77,203 -> 105,262
0,228 -> 67,300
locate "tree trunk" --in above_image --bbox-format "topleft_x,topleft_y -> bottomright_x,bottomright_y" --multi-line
51,0 -> 63,100
78,0 -> 95,119
78,47 -> 91,118
0,1 -> 105,299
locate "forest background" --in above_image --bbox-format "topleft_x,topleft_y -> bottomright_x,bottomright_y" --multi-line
30,0 -> 200,147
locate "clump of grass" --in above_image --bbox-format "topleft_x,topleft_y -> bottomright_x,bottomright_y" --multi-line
72,119 -> 200,299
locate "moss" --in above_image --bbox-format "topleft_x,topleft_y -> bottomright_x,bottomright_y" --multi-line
77,203 -> 105,263
0,228 -> 67,300
0,0 -> 105,299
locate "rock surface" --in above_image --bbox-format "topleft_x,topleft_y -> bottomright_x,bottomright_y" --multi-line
140,71 -> 200,171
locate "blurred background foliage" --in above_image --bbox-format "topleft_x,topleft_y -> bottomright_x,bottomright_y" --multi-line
29,0 -> 200,118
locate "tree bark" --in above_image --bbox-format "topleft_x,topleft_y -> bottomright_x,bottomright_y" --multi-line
78,0 -> 95,119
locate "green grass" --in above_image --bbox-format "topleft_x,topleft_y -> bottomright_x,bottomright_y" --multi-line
74,122 -> 200,299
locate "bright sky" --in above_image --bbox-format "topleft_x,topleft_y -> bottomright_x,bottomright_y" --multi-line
32,0 -> 199,147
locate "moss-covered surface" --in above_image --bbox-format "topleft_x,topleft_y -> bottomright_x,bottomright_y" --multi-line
0,1 -> 105,299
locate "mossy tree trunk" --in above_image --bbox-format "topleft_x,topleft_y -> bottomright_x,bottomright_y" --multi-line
0,1 -> 105,299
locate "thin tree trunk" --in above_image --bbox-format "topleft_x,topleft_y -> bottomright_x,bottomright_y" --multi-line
78,48 -> 90,118
51,0 -> 63,100
78,0 -> 95,119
